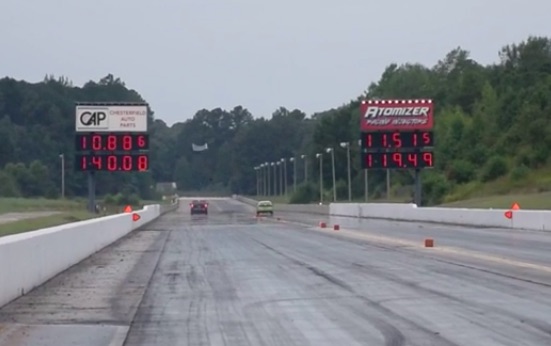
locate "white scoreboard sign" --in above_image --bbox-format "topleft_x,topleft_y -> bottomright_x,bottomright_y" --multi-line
75,105 -> 148,132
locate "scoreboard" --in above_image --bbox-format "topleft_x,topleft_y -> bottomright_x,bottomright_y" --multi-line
74,104 -> 149,172
359,99 -> 435,170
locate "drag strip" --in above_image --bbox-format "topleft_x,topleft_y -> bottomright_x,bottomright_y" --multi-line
1,198 -> 551,345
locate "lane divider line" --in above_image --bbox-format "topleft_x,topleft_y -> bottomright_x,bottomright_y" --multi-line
267,216 -> 551,274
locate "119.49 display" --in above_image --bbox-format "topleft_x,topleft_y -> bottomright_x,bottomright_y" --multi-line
363,151 -> 434,169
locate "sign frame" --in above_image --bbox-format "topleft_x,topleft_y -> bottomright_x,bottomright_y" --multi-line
75,102 -> 148,133
360,99 -> 433,131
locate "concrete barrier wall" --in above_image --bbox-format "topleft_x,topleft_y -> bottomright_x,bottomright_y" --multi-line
234,195 -> 329,215
160,199 -> 180,215
329,203 -> 551,231
0,201 -> 178,309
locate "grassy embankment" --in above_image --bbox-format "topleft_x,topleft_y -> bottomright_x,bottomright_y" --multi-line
250,166 -> 551,210
0,197 -> 168,238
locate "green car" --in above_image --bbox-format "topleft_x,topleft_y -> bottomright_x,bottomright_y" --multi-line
256,200 -> 274,216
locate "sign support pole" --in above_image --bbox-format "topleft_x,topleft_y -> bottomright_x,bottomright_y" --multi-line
87,171 -> 96,213
414,168 -> 422,206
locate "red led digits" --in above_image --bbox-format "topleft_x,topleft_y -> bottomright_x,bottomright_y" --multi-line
122,155 -> 132,170
92,135 -> 102,150
80,136 -> 87,150
392,132 -> 402,148
137,155 -> 148,171
392,152 -> 403,167
137,135 -> 147,149
91,155 -> 102,169
407,153 -> 418,167
382,133 -> 388,147
107,135 -> 117,150
422,132 -> 431,145
107,155 -> 117,170
123,135 -> 132,150
423,152 -> 433,167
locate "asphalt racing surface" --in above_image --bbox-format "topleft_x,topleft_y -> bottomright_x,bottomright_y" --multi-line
1,198 -> 551,345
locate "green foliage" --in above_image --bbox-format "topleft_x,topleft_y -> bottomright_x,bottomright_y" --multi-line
102,192 -> 141,206
422,172 -> 451,205
481,156 -> 508,182
2,36 -> 551,205
289,182 -> 318,204
448,160 -> 476,184
510,165 -> 530,181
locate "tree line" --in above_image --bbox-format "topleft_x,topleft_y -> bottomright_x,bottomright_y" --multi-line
0,36 -> 550,205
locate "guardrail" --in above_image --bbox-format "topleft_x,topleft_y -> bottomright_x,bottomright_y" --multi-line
233,195 -> 329,215
0,200 -> 178,309
234,196 -> 551,231
329,203 -> 551,231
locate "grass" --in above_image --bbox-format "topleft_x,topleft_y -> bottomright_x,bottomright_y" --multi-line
0,210 -> 99,238
0,197 -> 85,214
0,196 -> 171,238
255,195 -> 291,204
438,191 -> 551,210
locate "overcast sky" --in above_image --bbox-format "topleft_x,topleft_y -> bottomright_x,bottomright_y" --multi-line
1,0 -> 550,125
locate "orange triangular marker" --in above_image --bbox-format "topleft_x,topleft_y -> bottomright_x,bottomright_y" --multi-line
123,205 -> 133,213
511,203 -> 520,210
132,213 -> 141,222
504,210 -> 513,219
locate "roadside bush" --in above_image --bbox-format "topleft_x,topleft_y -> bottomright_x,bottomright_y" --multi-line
509,165 -> 530,181
448,159 -> 476,184
103,192 -> 141,206
481,155 -> 508,182
289,182 -> 318,204
421,172 -> 451,206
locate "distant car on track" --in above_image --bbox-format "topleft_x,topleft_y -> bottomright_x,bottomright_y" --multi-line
190,200 -> 208,215
256,200 -> 273,216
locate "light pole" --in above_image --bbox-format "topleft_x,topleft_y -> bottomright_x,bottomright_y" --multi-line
281,158 -> 288,197
301,154 -> 307,183
289,157 -> 297,192
254,166 -> 260,197
265,162 -> 271,196
272,162 -> 277,196
260,163 -> 266,196
358,139 -> 368,202
316,153 -> 323,204
326,147 -> 336,202
59,154 -> 65,199
340,142 -> 351,201
277,161 -> 282,195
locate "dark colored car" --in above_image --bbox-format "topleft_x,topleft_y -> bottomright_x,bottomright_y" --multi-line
190,200 -> 208,215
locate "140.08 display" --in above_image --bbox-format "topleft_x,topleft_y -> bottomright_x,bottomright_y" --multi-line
75,154 -> 149,172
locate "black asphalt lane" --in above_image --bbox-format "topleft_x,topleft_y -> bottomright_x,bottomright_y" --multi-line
2,198 -> 551,345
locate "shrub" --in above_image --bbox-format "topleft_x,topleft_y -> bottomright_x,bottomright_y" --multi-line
289,182 -> 318,204
481,155 -> 508,182
448,160 -> 476,184
509,165 -> 529,181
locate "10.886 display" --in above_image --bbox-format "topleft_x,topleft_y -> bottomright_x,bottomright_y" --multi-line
75,133 -> 149,151
75,154 -> 149,172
